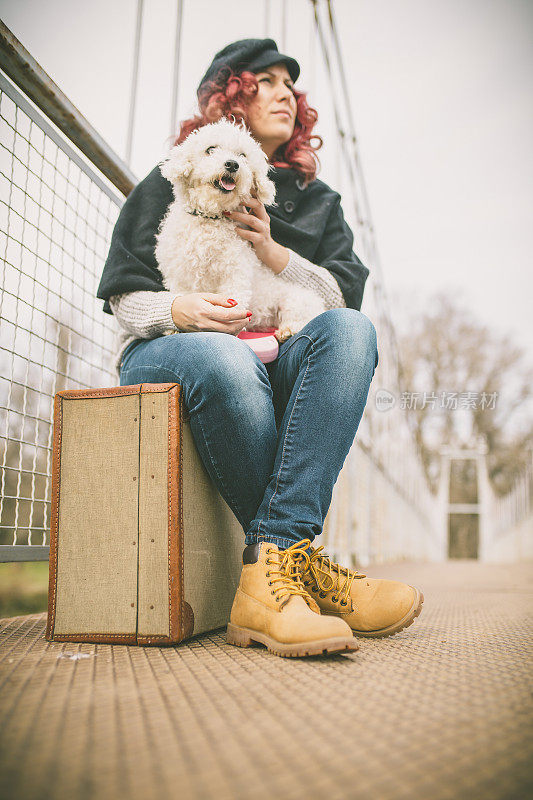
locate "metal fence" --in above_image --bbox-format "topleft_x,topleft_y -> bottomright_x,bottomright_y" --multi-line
323,440 -> 439,567
0,68 -> 127,560
486,455 -> 533,562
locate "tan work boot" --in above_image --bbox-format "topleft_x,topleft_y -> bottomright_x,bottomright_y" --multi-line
226,539 -> 358,657
298,544 -> 424,638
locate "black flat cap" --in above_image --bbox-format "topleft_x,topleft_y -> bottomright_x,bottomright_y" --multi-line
197,38 -> 300,97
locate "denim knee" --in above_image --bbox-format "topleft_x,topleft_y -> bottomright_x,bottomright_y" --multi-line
173,332 -> 274,409
120,332 -> 273,398
313,308 -> 378,369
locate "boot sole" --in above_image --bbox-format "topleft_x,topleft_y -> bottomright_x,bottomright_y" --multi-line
226,623 -> 359,658
345,588 -> 424,638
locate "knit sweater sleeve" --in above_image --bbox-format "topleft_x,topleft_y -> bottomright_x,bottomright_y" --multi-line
108,290 -> 183,338
109,249 -> 345,337
278,248 -> 347,309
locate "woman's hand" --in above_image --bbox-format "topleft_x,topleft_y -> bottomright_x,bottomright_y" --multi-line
223,194 -> 290,274
171,293 -> 252,334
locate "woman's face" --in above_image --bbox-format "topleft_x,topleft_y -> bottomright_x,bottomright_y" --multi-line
245,63 -> 297,161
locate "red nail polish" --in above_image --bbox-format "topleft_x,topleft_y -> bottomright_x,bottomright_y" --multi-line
228,298 -> 236,304
247,312 -> 252,317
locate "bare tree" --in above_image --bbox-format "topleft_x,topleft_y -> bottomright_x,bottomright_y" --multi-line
393,290 -> 533,495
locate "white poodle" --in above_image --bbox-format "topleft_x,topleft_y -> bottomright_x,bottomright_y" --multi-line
154,117 -> 326,343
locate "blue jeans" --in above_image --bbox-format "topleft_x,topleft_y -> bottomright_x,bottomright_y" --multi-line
119,308 -> 378,551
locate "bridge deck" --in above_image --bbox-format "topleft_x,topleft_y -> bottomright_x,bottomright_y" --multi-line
1,561 -> 531,800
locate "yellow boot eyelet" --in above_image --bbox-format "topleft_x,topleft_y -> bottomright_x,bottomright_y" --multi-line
319,591 -> 327,598
331,595 -> 338,603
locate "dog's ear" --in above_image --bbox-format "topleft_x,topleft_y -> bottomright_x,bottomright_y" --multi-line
159,143 -> 193,184
253,168 -> 277,207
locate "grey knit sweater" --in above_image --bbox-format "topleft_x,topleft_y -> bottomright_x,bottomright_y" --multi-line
109,246 -> 346,377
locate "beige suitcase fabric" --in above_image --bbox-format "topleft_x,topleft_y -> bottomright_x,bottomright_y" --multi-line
45,383 -> 243,646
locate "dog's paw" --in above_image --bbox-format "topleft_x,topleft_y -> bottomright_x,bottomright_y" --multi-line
274,327 -> 294,344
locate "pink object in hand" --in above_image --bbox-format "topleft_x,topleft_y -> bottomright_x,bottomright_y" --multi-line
236,327 -> 279,363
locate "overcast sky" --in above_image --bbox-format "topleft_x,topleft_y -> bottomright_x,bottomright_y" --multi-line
1,0 -> 532,352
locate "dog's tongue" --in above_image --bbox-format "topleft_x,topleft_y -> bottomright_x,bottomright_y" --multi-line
220,176 -> 236,190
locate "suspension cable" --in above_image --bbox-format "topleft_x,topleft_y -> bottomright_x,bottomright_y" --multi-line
310,0 -> 404,384
126,0 -> 144,166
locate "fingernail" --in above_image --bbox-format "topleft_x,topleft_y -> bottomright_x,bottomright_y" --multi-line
247,312 -> 252,317
227,298 -> 236,304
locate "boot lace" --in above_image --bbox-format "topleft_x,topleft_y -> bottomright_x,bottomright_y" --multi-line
265,539 -> 315,610
304,546 -> 367,608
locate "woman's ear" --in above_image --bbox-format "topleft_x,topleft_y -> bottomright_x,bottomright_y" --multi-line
159,143 -> 193,184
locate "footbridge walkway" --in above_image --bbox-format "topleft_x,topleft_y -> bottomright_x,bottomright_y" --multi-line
1,560 -> 531,800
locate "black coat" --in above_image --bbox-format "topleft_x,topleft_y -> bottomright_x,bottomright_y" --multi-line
96,164 -> 369,314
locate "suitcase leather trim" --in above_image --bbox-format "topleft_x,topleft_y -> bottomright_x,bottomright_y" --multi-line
45,383 -> 195,646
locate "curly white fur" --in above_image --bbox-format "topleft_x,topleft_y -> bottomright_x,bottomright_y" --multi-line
154,118 -> 326,341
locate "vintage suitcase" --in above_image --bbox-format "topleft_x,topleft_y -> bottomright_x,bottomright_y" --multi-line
45,383 -> 244,646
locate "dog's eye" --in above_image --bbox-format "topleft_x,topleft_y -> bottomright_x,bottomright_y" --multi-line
206,146 -> 217,155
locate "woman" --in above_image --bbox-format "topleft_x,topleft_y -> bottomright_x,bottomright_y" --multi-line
97,38 -> 423,657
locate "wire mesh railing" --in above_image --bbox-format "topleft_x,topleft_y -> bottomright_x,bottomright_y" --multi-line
486,456 -> 533,561
493,461 -> 532,534
0,70 -> 127,560
323,439 -> 440,566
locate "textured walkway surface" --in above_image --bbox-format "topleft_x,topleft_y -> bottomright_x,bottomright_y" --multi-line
0,561 -> 531,800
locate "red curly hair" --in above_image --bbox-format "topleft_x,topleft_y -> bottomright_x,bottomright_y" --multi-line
167,65 -> 323,187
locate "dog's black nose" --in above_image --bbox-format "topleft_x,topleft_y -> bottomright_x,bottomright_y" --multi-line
224,160 -> 239,173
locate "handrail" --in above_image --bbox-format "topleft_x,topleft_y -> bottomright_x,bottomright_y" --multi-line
0,19 -> 137,196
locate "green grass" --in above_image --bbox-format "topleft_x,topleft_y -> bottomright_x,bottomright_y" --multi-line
0,561 -> 49,618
